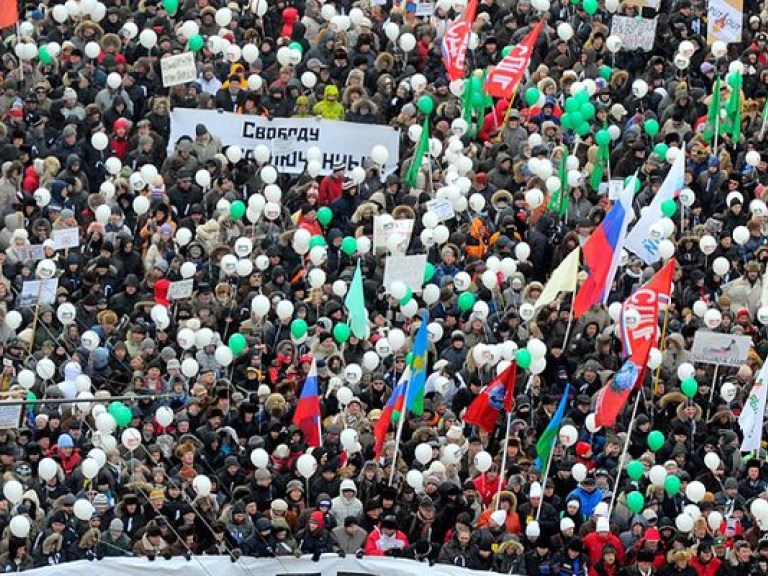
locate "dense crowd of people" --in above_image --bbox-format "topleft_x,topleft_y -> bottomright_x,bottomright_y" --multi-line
2,0 -> 768,573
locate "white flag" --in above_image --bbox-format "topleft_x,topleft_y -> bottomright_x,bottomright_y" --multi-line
534,247 -> 580,312
625,151 -> 686,264
739,362 -> 768,452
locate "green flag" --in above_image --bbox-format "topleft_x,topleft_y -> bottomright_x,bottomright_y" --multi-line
706,75 -> 722,142
590,139 -> 609,192
725,71 -> 742,145
535,384 -> 570,480
344,260 -> 369,339
405,117 -> 430,188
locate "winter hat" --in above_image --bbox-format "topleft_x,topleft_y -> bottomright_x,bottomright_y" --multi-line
310,510 -> 325,530
560,518 -> 575,532
490,510 -> 507,526
109,518 -> 124,531
58,434 -> 74,448
596,518 -> 610,532
526,521 -> 541,538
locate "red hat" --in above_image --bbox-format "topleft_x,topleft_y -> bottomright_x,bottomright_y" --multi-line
575,442 -> 592,457
310,510 -> 325,530
737,308 -> 750,319
8,107 -> 22,118
644,528 -> 660,542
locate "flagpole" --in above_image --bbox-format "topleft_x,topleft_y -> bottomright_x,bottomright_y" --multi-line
494,88 -> 519,143
495,408 -> 514,510
562,296 -> 576,350
713,76 -> 721,153
652,303 -> 671,396
388,372 -> 410,487
607,391 -> 641,518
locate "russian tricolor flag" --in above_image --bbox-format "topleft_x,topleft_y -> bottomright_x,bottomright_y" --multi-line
573,190 -> 632,318
293,359 -> 322,447
374,368 -> 410,458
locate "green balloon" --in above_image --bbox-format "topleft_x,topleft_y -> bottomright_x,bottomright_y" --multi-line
187,34 -> 204,53
115,405 -> 132,427
399,287 -> 413,306
599,65 -> 612,81
516,349 -> 532,369
525,87 -> 541,106
626,460 -> 644,481
288,41 -> 303,54
647,430 -> 665,452
661,198 -> 677,218
38,46 -> 53,65
341,236 -> 357,256
418,95 -> 434,115
108,401 -> 124,418
457,292 -> 476,312
583,0 -> 598,14
575,122 -> 591,136
653,143 -> 669,158
424,262 -> 435,282
580,102 -> 596,120
625,175 -> 641,193
575,90 -> 589,105
501,45 -> 514,58
644,118 -> 660,137
291,318 -> 308,338
163,0 -> 179,14
333,323 -> 350,344
561,113 -> 574,130
565,98 -> 580,114
228,333 -> 247,355
317,206 -> 333,226
626,491 -> 645,513
596,129 -> 611,146
664,474 -> 681,496
681,377 -> 698,398
569,111 -> 584,127
309,235 -> 327,249
230,200 -> 246,221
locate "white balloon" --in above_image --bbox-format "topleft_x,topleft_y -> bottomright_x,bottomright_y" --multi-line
406,469 -> 424,489
96,412 -> 116,434
73,499 -> 94,521
527,338 -> 547,360
155,406 -> 174,427
81,457 -> 99,479
121,427 -> 142,451
91,132 -> 109,151
572,463 -> 587,482
704,452 -> 721,472
17,370 -> 35,390
677,363 -> 695,381
192,475 -> 212,496
558,424 -> 578,447
39,457 -> 58,481
704,308 -> 722,329
713,257 -> 730,276
686,480 -> 706,503
708,511 -> 724,532
362,350 -> 379,371
557,22 -> 574,41
676,513 -> 694,533
36,358 -> 55,380
585,414 -> 601,433
649,464 -> 667,486
139,28 -> 157,49
648,347 -> 662,369
515,242 -> 531,261
632,79 -> 648,98
9,516 -> 30,538
398,32 -> 416,52
88,448 -> 106,469
4,310 -> 22,330
699,235 -> 717,255
181,358 -> 199,378
3,480 -> 22,504
711,40 -> 727,58
297,454 -> 317,478
519,303 -> 535,321
473,450 -> 492,472
214,345 -> 233,367
250,448 -> 269,468
733,226 -> 750,245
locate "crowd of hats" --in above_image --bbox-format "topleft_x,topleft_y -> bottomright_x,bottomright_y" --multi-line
3,0 -> 768,572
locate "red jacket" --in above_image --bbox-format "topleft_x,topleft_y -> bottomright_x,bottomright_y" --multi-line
473,473 -> 503,506
364,527 -> 409,556
478,99 -> 510,142
690,555 -> 721,576
583,532 -> 625,566
318,175 -> 343,206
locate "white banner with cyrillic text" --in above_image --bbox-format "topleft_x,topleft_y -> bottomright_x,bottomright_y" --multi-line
170,109 -> 400,176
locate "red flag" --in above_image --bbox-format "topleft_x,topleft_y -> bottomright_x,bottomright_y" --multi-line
594,259 -> 675,427
0,0 -> 18,29
441,0 -> 478,81
373,373 -> 408,458
484,21 -> 544,100
464,362 -> 518,433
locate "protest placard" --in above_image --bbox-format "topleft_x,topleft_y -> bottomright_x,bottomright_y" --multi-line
690,332 -> 751,367
19,279 -> 58,308
426,198 -> 456,222
707,0 -> 743,43
373,216 -> 414,254
168,279 -> 194,300
52,228 -> 80,250
383,255 -> 428,292
0,403 -> 20,429
610,16 -> 658,51
161,53 -> 197,87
